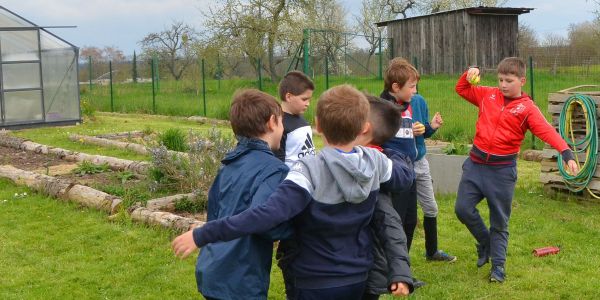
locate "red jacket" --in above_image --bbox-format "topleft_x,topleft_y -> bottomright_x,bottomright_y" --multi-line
455,72 -> 569,155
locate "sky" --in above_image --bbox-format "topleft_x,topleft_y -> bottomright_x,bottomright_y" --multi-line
1,0 -> 597,55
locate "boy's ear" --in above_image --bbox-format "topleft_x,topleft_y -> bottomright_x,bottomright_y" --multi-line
284,92 -> 292,102
314,116 -> 322,134
267,114 -> 278,132
520,77 -> 526,86
391,82 -> 400,93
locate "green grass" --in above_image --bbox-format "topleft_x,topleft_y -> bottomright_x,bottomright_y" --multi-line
4,113 -> 600,299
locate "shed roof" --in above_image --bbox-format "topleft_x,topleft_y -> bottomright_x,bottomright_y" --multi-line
376,6 -> 534,27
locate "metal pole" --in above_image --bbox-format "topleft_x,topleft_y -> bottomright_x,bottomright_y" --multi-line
109,61 -> 114,112
88,56 -> 92,91
529,56 -> 536,149
325,55 -> 329,90
151,57 -> 156,114
303,29 -> 310,75
378,37 -> 383,80
258,58 -> 262,91
202,58 -> 206,116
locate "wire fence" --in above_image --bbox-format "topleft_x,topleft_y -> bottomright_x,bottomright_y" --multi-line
80,45 -> 600,148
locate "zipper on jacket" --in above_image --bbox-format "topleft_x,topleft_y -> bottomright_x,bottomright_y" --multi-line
487,105 -> 505,160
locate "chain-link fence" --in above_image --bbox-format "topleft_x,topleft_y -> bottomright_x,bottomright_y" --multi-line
79,35 -> 600,149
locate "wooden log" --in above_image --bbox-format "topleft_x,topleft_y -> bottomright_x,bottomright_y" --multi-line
540,172 -> 600,191
0,165 -> 121,213
70,134 -> 149,155
129,206 -> 204,232
0,165 -> 73,198
146,193 -> 195,212
187,116 -> 230,127
95,131 -> 144,139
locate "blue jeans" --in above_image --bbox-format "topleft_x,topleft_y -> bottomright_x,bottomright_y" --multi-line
455,158 -> 517,267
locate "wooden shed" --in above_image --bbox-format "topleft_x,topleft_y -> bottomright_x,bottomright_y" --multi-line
376,7 -> 533,74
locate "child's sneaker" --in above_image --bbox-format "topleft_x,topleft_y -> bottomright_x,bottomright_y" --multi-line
412,278 -> 426,289
476,243 -> 489,268
489,265 -> 505,283
426,250 -> 457,262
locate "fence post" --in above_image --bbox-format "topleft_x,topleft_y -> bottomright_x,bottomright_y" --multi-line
109,61 -> 114,112
303,29 -> 310,75
151,57 -> 156,114
378,36 -> 383,80
325,55 -> 329,90
88,56 -> 93,91
201,58 -> 206,116
257,58 -> 263,91
529,56 -> 536,149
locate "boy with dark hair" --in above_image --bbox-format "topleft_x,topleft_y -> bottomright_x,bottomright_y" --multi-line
274,71 -> 315,300
362,95 -> 413,300
380,58 -> 456,276
455,57 -> 579,283
173,84 -> 415,299
173,89 -> 290,300
274,71 -> 316,167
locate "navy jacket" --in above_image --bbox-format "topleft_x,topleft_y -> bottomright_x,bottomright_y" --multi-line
195,137 -> 291,300
193,146 -> 414,290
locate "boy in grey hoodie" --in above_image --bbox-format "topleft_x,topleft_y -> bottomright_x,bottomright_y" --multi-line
173,85 -> 414,299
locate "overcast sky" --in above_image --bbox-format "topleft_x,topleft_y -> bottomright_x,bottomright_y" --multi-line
1,0 -> 597,55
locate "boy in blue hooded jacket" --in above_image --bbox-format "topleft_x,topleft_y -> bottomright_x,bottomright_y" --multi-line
179,89 -> 291,300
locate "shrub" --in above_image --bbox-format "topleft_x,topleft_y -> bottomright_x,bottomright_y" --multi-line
72,161 -> 110,175
80,96 -> 96,120
442,142 -> 470,155
174,194 -> 208,213
158,128 -> 188,152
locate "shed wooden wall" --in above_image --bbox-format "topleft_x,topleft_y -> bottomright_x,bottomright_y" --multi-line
388,11 -> 519,74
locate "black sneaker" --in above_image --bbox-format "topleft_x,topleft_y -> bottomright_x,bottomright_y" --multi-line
476,243 -> 489,268
426,250 -> 457,263
412,278 -> 426,289
489,265 -> 506,283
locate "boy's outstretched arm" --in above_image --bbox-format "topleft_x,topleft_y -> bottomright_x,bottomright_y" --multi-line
173,180 -> 312,259
526,106 -> 580,174
370,194 -> 414,295
380,148 -> 415,193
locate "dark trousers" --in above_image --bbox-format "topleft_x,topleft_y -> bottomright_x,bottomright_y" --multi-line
391,180 -> 418,252
454,158 -> 517,267
295,281 -> 366,300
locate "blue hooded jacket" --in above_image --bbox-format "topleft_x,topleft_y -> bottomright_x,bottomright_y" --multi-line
195,136 -> 291,300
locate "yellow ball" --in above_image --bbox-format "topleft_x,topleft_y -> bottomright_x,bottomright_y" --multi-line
468,75 -> 480,85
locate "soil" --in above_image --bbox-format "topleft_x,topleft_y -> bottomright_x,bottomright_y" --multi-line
0,146 -> 65,171
0,144 -> 207,221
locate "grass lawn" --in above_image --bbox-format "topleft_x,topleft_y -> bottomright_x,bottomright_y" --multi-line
2,114 -> 600,299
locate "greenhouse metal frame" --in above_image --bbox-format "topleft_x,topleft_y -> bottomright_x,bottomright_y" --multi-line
0,6 -> 80,129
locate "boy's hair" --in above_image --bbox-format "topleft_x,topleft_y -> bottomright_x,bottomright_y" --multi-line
229,89 -> 282,138
278,71 -> 315,101
384,57 -> 420,91
497,57 -> 526,78
317,84 -> 369,145
365,94 -> 402,145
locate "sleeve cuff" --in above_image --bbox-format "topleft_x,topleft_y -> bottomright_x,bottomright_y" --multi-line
561,149 -> 575,163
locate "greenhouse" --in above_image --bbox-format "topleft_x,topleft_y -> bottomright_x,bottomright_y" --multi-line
0,6 -> 80,129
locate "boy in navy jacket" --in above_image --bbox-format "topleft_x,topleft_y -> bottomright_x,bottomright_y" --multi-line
173,85 -> 414,299
173,89 -> 291,300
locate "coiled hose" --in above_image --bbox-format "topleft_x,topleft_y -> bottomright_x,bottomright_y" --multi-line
558,94 -> 598,197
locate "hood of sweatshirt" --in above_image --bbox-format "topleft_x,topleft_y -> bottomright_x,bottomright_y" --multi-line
293,146 -> 388,204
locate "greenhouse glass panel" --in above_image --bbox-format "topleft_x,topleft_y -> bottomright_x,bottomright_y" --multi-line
0,7 -> 33,27
2,63 -> 41,89
41,32 -> 80,122
0,30 -> 39,61
4,90 -> 43,123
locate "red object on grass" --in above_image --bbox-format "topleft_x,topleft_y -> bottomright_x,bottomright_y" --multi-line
532,246 -> 560,257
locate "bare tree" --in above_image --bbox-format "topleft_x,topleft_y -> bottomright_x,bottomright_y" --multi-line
139,21 -> 197,81
355,0 -> 398,71
517,23 -> 538,57
541,33 -> 569,75
202,0 -> 309,82
384,0 -> 416,17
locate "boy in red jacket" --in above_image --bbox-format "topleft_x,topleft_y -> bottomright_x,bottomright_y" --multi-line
454,57 -> 579,283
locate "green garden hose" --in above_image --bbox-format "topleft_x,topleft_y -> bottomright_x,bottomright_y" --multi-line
558,94 -> 599,197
